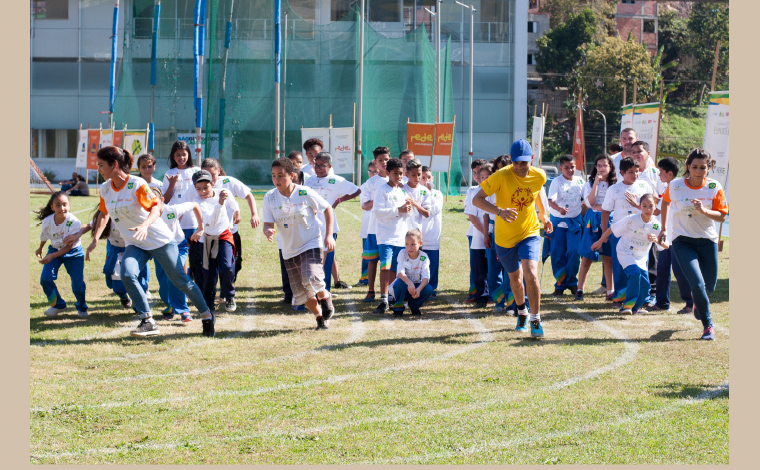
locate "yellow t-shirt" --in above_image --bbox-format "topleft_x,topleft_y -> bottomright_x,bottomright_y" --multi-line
480,165 -> 547,249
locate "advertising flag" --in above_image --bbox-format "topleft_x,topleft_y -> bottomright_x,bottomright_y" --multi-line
75,129 -> 88,168
124,130 -> 148,170
620,102 -> 661,161
329,127 -> 355,175
702,91 -> 729,190
406,122 -> 436,166
431,122 -> 455,173
571,106 -> 586,174
87,129 -> 100,170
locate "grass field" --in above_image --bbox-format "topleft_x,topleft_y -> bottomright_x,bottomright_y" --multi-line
29,192 -> 729,464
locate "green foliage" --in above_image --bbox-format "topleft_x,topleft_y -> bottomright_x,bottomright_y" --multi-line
42,169 -> 56,183
536,8 -> 596,90
541,0 -> 617,42
658,104 -> 708,157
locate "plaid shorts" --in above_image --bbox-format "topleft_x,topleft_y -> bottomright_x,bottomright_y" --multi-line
284,247 -> 326,306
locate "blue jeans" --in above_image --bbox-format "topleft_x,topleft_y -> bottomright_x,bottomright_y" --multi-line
549,214 -> 582,289
655,246 -> 693,309
122,242 -> 209,319
40,245 -> 87,312
323,233 -> 338,291
672,236 -> 718,328
610,234 -> 629,302
622,264 -> 650,313
202,239 -> 236,312
426,249 -> 440,294
391,281 -> 433,312
485,232 -> 508,307
467,235 -> 487,298
103,240 -> 149,299
184,228 -> 205,288
154,240 -> 190,314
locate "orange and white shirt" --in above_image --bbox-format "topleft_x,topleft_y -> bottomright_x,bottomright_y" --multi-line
662,177 -> 728,243
99,175 -> 174,250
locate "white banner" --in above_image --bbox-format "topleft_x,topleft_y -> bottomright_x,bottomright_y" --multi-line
702,91 -> 729,190
530,116 -> 545,167
177,133 -> 220,160
99,129 -> 113,149
328,127 -> 355,175
75,129 -> 88,168
620,102 -> 661,162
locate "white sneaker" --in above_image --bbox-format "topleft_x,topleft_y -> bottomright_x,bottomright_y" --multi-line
145,291 -> 153,301
591,286 -> 607,295
44,306 -> 66,317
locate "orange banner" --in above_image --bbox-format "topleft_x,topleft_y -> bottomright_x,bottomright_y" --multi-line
571,105 -> 586,173
113,130 -> 124,149
87,129 -> 100,170
433,123 -> 455,157
406,123 -> 436,158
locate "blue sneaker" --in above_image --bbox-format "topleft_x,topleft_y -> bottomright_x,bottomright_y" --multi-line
362,292 -> 376,303
700,326 -> 715,341
530,320 -> 544,339
515,315 -> 529,332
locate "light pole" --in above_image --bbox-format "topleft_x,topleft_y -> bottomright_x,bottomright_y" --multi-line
592,109 -> 607,152
455,1 -> 475,187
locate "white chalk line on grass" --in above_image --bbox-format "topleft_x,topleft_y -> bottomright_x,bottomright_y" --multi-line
368,378 -> 730,465
338,205 -> 362,222
29,299 -> 646,462
31,297 -> 491,416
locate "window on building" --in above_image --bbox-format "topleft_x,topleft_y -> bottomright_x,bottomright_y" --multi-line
621,0 -> 636,4
290,0 -> 317,21
529,0 -> 539,9
527,21 -> 537,33
31,0 -> 68,20
527,54 -> 535,65
643,20 -> 655,33
368,0 -> 401,22
31,129 -> 78,159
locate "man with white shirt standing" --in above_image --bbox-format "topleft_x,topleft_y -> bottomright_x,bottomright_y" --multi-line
612,128 -> 654,180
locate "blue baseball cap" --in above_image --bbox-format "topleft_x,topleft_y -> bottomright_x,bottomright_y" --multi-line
510,139 -> 533,162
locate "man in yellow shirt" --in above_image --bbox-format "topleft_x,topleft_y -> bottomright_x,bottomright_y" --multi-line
473,139 -> 553,338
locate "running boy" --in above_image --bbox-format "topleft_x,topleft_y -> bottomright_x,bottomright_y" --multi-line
263,158 -> 336,329
390,229 -> 434,316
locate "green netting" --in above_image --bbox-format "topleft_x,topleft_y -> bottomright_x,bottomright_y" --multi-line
114,1 -> 462,194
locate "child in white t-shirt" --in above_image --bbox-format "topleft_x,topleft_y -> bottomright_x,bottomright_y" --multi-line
372,157 -> 414,313
262,158 -> 336,330
360,147 -> 391,303
464,159 -> 488,307
137,153 -> 163,189
34,192 -> 88,318
402,158 -> 432,232
193,170 -> 239,314
356,160 -> 379,287
420,166 -> 443,298
593,194 -> 668,314
390,229 -> 434,316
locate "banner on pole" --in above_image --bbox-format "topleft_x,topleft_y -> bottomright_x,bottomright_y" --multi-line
702,91 -> 729,191
75,129 -> 88,169
406,122 -> 436,166
620,102 -> 661,161
431,122 -> 455,173
571,106 -> 585,174
124,130 -> 148,170
530,116 -> 545,168
177,133 -> 219,159
99,129 -> 113,149
87,129 -> 100,170
329,127 -> 355,175
113,130 -> 124,149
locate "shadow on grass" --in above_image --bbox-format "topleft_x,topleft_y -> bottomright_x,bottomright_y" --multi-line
654,382 -> 729,400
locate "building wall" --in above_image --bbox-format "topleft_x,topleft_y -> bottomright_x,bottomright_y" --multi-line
616,0 -> 659,56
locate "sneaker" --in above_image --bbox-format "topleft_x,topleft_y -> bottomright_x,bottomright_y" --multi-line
506,308 -> 518,317
161,306 -> 173,314
354,280 -> 369,287
591,286 -> 607,295
44,306 -> 66,317
145,291 -> 153,301
700,326 -> 715,341
392,309 -> 404,316
334,280 -> 350,289
77,310 -> 88,318
552,288 -> 564,296
225,297 -> 237,312
411,309 -> 422,316
568,286 -> 578,295
606,293 -> 614,301
636,308 -> 649,315
320,295 -> 335,321
293,304 -> 307,312
619,308 -> 633,315
130,318 -> 160,337
162,312 -> 175,321
530,320 -> 544,338
120,297 -> 133,309
373,301 -> 389,314
180,313 -> 193,323
316,315 -> 328,330
362,292 -> 376,303
516,315 -> 529,332
475,298 -> 489,309
281,295 -> 293,304
677,305 -> 693,315
464,294 -> 478,304
493,304 -> 506,314
610,301 -> 623,308
644,302 -> 656,310
201,313 -> 216,337
574,290 -> 584,301
650,304 -> 671,312
430,292 -> 437,300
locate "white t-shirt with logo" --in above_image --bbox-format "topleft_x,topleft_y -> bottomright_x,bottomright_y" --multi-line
393,249 -> 431,285
40,212 -> 82,251
402,183 -> 433,232
194,189 -> 238,237
420,188 -> 443,250
612,152 -> 655,180
214,175 -> 251,234
611,213 -> 662,269
662,177 -> 728,243
547,174 -> 585,218
582,180 -> 610,209
99,175 -> 174,250
601,180 -> 654,218
108,226 -> 126,248
162,202 -> 197,244
637,164 -> 668,196
372,183 -> 412,247
362,174 -> 390,236
304,173 -> 360,233
262,185 -> 331,260
162,166 -> 201,229
463,185 -> 480,238
358,178 -> 375,239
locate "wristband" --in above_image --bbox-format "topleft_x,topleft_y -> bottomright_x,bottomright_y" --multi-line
497,208 -> 502,217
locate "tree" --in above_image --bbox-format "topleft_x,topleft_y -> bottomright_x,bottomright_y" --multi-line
576,36 -> 657,117
541,0 -> 617,43
535,8 -> 596,90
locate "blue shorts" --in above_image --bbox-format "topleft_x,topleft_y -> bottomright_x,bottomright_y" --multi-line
495,236 -> 541,274
363,233 -> 379,261
378,244 -> 404,272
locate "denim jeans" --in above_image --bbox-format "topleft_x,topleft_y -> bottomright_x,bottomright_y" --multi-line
672,236 -> 718,328
40,245 -> 87,312
122,241 -> 209,319
655,246 -> 693,309
154,240 -> 190,314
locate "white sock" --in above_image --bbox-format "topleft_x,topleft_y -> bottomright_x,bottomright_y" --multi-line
380,294 -> 388,302
530,313 -> 540,322
518,307 -> 528,316
607,290 -> 614,295
147,317 -> 156,325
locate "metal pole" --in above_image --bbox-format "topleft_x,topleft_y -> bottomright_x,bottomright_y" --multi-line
593,109 -> 606,152
149,0 -> 161,154
282,12 -> 288,151
456,2 -> 475,187
357,0 -> 365,185
436,0 -> 441,122
218,0 -> 234,161
274,0 -> 281,156
108,0 -> 120,129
